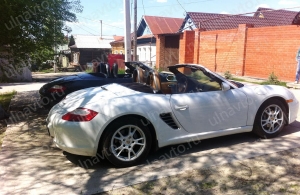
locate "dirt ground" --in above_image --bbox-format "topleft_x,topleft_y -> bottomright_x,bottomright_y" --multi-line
101,147 -> 300,195
0,121 -> 6,150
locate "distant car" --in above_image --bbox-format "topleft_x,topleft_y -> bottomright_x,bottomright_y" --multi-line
39,61 -> 171,108
47,63 -> 299,167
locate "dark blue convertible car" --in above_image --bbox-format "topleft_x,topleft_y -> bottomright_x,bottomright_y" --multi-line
39,61 -> 174,108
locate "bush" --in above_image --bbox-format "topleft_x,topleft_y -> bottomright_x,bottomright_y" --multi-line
224,70 -> 232,79
267,72 -> 280,85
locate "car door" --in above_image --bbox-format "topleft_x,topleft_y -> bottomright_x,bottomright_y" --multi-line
170,88 -> 249,133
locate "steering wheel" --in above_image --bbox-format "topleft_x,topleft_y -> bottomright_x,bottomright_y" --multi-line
177,77 -> 188,93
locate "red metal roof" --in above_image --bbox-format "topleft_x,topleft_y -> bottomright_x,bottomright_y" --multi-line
186,8 -> 298,31
113,35 -> 124,41
137,34 -> 154,39
143,16 -> 184,34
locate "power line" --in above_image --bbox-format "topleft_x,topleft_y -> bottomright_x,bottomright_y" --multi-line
102,23 -> 124,29
73,23 -> 97,35
76,15 -> 124,29
137,0 -> 213,8
141,0 -> 146,15
176,0 -> 187,13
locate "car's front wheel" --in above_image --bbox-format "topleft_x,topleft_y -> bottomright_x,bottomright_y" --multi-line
253,99 -> 287,138
102,117 -> 152,167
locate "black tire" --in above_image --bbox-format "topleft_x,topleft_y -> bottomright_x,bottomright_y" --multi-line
253,99 -> 287,138
102,117 -> 152,167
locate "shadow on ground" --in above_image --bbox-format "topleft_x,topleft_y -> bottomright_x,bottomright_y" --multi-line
0,91 -> 300,194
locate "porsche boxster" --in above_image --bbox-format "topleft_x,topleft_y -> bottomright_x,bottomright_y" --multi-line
39,61 -> 163,108
46,64 -> 299,167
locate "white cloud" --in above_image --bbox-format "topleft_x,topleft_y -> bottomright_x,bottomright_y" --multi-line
220,11 -> 230,14
157,0 -> 167,2
255,4 -> 270,9
278,0 -> 298,5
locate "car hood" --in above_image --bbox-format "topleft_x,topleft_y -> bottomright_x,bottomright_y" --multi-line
57,83 -> 139,111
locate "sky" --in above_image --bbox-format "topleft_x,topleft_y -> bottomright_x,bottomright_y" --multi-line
66,0 -> 300,36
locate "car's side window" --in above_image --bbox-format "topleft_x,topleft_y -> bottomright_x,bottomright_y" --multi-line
186,69 -> 222,93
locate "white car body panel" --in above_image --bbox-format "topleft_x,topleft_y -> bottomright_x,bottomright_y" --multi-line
47,65 -> 299,157
170,89 -> 248,133
238,85 -> 299,125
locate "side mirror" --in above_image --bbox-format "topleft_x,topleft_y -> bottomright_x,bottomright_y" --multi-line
221,82 -> 230,91
166,75 -> 176,81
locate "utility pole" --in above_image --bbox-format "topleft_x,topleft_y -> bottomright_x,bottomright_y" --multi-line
100,20 -> 102,39
133,0 -> 137,61
54,20 -> 57,73
124,0 -> 131,62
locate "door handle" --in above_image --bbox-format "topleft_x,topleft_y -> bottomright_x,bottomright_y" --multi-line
175,105 -> 188,110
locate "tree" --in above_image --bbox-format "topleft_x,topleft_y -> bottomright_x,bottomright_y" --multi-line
68,35 -> 75,47
0,0 -> 83,70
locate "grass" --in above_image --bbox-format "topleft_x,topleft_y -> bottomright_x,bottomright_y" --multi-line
0,91 -> 16,111
85,68 -> 93,73
231,77 -> 287,87
0,90 -> 16,150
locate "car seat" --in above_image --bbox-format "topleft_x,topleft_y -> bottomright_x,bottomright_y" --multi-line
111,63 -> 118,78
105,64 -> 111,78
133,69 -> 139,83
148,70 -> 162,93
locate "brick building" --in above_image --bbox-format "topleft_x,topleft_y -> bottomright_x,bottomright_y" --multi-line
156,7 -> 300,81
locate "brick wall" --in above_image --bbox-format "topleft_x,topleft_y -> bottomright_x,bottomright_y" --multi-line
156,34 -> 180,70
179,31 -> 195,64
198,28 -> 240,73
245,25 -> 300,81
178,25 -> 300,81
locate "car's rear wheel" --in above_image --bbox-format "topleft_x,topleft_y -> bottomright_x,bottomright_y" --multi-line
253,99 -> 287,138
102,117 -> 152,167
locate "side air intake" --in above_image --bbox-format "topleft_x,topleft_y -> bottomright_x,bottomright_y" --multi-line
160,113 -> 179,129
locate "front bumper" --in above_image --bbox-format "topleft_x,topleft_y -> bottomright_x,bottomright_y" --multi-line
288,98 -> 299,124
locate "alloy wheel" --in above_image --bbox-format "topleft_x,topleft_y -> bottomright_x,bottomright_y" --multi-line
260,104 -> 284,134
110,125 -> 146,161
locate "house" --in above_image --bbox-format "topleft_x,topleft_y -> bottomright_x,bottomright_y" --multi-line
69,35 -> 114,65
136,16 -> 184,68
154,7 -> 299,70
171,7 -> 300,81
179,7 -> 299,31
110,35 -> 126,55
109,16 -> 184,69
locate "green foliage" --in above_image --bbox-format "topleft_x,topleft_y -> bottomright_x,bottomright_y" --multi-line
68,35 -> 76,47
0,91 -> 16,111
0,0 -> 83,77
231,77 -> 246,82
85,68 -> 93,73
267,72 -> 280,85
224,70 -> 233,79
118,69 -> 126,74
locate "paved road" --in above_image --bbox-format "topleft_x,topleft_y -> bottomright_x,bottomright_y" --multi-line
0,72 -> 76,93
0,86 -> 300,194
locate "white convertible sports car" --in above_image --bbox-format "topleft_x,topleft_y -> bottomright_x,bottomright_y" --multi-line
47,64 -> 299,167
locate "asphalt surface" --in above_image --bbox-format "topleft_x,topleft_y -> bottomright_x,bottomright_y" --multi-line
0,75 -> 300,194
0,72 -> 76,93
